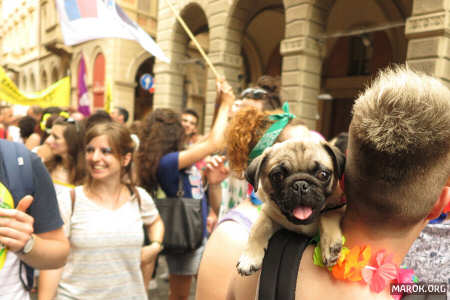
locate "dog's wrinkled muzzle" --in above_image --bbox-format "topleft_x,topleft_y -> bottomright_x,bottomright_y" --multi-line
277,179 -> 326,225
290,180 -> 314,220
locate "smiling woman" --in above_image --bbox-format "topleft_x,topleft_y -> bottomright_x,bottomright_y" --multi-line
37,122 -> 165,300
85,135 -> 124,185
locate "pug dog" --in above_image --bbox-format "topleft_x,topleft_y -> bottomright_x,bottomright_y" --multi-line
236,138 -> 345,276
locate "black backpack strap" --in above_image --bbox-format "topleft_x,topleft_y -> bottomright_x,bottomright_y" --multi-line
276,232 -> 310,299
259,230 -> 292,300
259,229 -> 311,300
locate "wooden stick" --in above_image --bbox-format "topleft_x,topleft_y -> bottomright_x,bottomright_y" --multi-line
163,0 -> 220,79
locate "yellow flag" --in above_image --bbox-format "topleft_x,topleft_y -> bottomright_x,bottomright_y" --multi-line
0,66 -> 70,107
104,77 -> 112,113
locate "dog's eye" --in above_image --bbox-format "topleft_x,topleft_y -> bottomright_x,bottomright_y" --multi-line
316,170 -> 330,181
270,170 -> 284,183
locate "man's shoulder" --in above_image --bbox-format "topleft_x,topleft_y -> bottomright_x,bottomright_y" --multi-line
297,246 -> 393,300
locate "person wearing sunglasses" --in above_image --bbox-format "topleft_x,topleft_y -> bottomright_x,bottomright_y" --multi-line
234,75 -> 282,112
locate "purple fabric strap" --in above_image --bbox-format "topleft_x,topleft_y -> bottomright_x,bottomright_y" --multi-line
218,209 -> 253,233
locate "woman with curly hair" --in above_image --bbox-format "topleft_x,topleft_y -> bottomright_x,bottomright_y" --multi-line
136,80 -> 234,300
212,75 -> 284,222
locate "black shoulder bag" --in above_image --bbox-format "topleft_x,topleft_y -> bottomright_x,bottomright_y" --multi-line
153,175 -> 204,254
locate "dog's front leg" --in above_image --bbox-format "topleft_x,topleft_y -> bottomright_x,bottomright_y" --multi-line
236,210 -> 280,276
319,206 -> 345,267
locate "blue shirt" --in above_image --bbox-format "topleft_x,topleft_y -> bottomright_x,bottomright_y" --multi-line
157,152 -> 208,237
0,148 -> 63,234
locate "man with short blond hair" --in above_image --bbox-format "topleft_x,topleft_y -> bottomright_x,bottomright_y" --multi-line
227,66 -> 450,300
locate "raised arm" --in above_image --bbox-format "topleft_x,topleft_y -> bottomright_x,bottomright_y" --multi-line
178,79 -> 234,170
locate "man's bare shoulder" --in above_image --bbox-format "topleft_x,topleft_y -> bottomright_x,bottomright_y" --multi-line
227,243 -> 394,300
298,245 -> 393,300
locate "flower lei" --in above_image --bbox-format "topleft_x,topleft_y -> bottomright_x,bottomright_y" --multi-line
312,235 -> 418,300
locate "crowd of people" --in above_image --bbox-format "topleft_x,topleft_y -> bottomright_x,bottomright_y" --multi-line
0,66 -> 448,300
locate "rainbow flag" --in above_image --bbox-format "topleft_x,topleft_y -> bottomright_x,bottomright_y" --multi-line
64,0 -> 98,20
56,0 -> 169,63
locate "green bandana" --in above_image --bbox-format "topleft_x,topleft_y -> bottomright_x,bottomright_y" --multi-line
248,102 -> 295,164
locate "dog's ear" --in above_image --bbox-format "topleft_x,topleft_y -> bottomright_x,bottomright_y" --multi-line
323,143 -> 345,179
245,153 -> 268,192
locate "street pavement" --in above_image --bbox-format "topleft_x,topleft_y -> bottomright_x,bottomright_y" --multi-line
147,255 -> 196,299
31,255 -> 196,300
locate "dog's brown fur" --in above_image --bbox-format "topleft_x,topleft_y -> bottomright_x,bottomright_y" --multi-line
237,138 -> 345,275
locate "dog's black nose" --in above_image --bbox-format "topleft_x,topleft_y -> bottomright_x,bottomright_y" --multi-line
292,180 -> 310,194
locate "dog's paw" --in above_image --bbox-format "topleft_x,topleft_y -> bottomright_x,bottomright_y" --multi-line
320,235 -> 343,267
236,250 -> 265,276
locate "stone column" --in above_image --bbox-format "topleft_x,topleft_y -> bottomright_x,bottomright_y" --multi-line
202,1 -> 243,132
153,1 -> 187,110
280,0 -> 328,130
405,0 -> 450,89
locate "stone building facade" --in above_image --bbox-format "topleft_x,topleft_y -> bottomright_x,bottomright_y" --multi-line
154,0 -> 450,138
1,0 -> 449,136
0,0 -> 160,121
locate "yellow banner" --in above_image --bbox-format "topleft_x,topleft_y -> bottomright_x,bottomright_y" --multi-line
104,77 -> 112,113
0,66 -> 70,107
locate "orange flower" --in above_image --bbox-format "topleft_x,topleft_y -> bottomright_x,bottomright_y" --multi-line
331,245 -> 372,282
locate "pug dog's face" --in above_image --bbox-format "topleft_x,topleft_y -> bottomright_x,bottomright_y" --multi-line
246,139 -> 345,225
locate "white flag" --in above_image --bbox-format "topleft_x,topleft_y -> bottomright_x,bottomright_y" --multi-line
55,0 -> 170,63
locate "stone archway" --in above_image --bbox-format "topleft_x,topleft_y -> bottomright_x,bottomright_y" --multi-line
21,74 -> 27,91
92,53 -> 105,109
51,66 -> 59,83
133,57 -> 155,120
153,1 -> 210,129
41,70 -> 48,89
319,0 -> 411,139
30,73 -> 36,92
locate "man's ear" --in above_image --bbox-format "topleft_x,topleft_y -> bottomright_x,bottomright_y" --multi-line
426,185 -> 450,221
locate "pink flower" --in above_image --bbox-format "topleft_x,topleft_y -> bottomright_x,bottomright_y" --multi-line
362,250 -> 397,293
396,268 -> 415,284
391,268 -> 416,300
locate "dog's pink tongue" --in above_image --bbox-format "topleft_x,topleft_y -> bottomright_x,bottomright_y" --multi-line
293,206 -> 313,220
